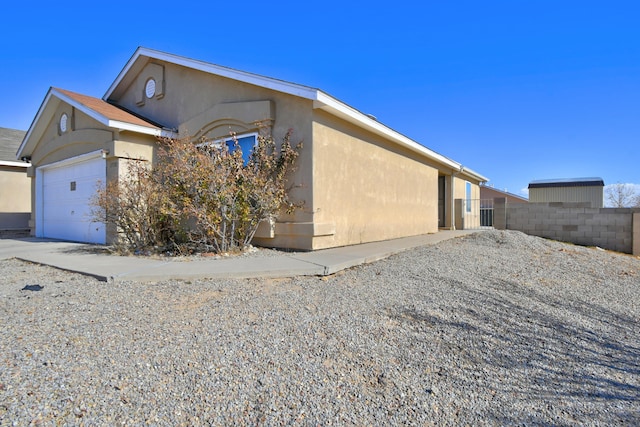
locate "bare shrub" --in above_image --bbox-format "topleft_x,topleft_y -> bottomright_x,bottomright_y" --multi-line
91,159 -> 180,254
91,129 -> 301,254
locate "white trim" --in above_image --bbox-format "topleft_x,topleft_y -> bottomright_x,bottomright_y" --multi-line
199,131 -> 259,146
17,88 -> 178,160
104,48 -> 487,183
37,149 -> 104,171
314,93 -> 479,175
198,132 -> 259,165
35,167 -> 42,237
0,160 -> 29,168
17,89 -> 55,159
105,47 -> 319,102
108,120 -> 176,137
318,98 -> 487,181
314,92 -> 488,182
51,89 -> 175,138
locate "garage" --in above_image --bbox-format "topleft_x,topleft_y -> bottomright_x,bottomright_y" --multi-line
38,155 -> 106,244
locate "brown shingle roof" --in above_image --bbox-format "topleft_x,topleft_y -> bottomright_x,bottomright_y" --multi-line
55,88 -> 159,129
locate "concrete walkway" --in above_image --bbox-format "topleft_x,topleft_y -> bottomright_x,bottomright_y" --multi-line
0,230 -> 478,282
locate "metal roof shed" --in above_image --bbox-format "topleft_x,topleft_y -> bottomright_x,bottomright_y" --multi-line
528,177 -> 605,207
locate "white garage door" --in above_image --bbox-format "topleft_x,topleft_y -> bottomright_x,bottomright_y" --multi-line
41,157 -> 106,244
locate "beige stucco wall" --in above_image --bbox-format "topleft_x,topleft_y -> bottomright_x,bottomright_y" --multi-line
305,110 -> 440,250
451,176 -> 481,230
0,167 -> 30,212
111,61 -> 315,228
453,176 -> 478,200
30,106 -> 114,166
102,57 -> 489,250
0,166 -> 31,230
31,98 -> 160,168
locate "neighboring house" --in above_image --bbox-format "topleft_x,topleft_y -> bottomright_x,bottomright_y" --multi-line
528,177 -> 604,208
0,127 -> 30,233
17,47 -> 488,250
480,184 -> 528,204
475,184 -> 529,228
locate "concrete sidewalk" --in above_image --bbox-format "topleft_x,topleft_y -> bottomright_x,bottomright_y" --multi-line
0,230 -> 478,282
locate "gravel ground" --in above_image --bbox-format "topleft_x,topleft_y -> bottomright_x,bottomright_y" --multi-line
1,230 -> 639,426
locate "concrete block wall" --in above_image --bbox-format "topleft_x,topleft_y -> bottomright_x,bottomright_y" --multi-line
634,213 -> 640,256
493,201 -> 639,255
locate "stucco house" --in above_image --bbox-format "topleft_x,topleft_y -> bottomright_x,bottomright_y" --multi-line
17,47 -> 487,250
0,127 -> 30,233
480,184 -> 528,204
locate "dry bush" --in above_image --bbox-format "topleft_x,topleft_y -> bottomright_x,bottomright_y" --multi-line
91,160 -> 181,254
91,130 -> 301,254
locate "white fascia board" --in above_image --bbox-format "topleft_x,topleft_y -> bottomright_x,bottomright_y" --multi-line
313,91 -> 489,182
108,120 -> 178,138
104,47 -> 320,102
104,48 -> 488,182
17,88 -> 56,159
0,160 -> 29,168
459,166 -> 489,183
37,149 -> 104,170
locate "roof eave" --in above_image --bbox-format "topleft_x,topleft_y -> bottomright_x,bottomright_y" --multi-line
17,88 -> 55,159
104,47 -> 320,102
54,89 -> 169,137
0,160 -> 29,168
109,120 -> 178,138
104,47 -> 488,183
313,91 -> 489,182
18,88 -> 169,159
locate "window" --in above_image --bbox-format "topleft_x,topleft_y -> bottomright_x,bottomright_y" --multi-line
466,182 -> 472,213
199,133 -> 257,165
226,134 -> 257,164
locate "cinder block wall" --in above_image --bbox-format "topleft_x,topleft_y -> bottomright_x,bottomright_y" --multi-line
493,200 -> 639,255
634,213 -> 640,256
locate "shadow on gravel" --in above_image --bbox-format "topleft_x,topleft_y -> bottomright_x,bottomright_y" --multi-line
59,245 -> 113,255
21,284 -> 44,291
399,278 -> 640,424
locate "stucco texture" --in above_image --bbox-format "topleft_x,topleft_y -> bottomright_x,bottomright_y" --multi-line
0,166 -> 30,230
310,110 -> 439,249
111,61 -> 315,226
21,49 -> 488,250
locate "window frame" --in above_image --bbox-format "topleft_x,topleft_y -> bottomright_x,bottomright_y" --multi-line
198,132 -> 258,164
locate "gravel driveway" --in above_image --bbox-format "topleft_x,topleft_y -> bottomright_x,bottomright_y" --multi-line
1,230 -> 639,426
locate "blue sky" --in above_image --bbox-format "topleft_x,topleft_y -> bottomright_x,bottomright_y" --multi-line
2,1 -> 638,198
